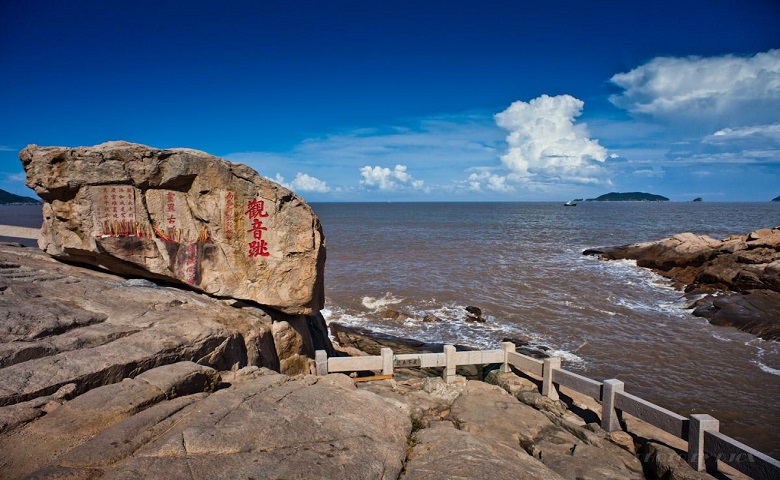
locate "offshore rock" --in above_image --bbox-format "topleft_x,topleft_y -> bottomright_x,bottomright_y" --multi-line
584,227 -> 780,340
21,141 -> 325,315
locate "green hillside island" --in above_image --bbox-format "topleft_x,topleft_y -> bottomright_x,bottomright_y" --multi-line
586,192 -> 670,202
0,188 -> 41,205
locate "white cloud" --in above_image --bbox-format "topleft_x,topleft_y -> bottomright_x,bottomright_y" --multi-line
467,170 -> 513,192
703,124 -> 780,144
271,172 -> 330,193
290,172 -> 330,193
359,164 -> 425,191
226,114 -> 503,196
6,172 -> 26,182
493,94 -> 609,185
610,49 -> 780,127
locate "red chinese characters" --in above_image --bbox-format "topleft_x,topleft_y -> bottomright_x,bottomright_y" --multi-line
246,198 -> 270,258
94,186 -> 137,234
165,191 -> 177,232
224,191 -> 235,238
183,243 -> 198,284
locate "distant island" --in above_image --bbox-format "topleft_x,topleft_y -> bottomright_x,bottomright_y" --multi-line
692,197 -> 703,202
0,188 -> 41,205
586,192 -> 669,202
773,195 -> 780,202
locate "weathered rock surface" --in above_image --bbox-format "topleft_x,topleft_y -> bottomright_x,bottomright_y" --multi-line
354,370 -> 736,479
0,242 -> 332,411
0,365 -> 411,479
403,421 -> 564,479
584,227 -> 780,340
21,141 -> 325,315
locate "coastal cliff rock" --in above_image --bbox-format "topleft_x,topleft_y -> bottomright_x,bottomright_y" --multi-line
584,227 -> 780,340
0,365 -> 411,479
21,141 -> 325,315
0,242 -> 333,415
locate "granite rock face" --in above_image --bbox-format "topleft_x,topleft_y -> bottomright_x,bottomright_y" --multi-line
21,141 -> 325,315
584,228 -> 780,340
0,243 -> 332,414
0,365 -> 411,480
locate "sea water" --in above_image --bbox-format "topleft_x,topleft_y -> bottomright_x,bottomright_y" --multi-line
310,201 -> 780,457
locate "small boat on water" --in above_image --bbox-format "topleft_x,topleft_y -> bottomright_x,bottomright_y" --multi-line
564,200 -> 577,206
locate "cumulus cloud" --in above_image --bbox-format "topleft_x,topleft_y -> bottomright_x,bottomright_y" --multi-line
467,170 -> 513,192
359,164 -> 425,191
272,172 -> 330,193
610,49 -> 780,127
493,94 -> 609,185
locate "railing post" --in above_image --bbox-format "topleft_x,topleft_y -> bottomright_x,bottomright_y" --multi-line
500,342 -> 515,373
443,345 -> 457,383
688,414 -> 719,472
542,357 -> 561,399
601,379 -> 624,432
315,350 -> 328,376
381,347 -> 393,376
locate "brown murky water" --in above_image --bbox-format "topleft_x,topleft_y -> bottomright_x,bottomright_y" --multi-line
311,202 -> 780,457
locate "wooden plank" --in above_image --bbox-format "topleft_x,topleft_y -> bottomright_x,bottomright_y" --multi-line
353,374 -> 394,383
552,369 -> 602,399
615,391 -> 688,440
506,351 -> 544,376
705,431 -> 780,480
327,355 -> 383,372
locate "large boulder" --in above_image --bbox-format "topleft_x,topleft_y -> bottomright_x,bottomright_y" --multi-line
21,141 -> 325,315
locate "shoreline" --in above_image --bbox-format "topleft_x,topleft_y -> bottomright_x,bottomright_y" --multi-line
584,228 -> 780,341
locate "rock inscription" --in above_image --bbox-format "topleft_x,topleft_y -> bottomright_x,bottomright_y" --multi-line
21,141 -> 325,314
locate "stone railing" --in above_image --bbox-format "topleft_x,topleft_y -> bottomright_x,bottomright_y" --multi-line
315,343 -> 780,479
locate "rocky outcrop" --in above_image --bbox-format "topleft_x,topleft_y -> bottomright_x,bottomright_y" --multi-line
21,141 -> 325,315
358,372 -> 703,479
0,365 -> 411,479
584,228 -> 780,340
0,242 -> 333,413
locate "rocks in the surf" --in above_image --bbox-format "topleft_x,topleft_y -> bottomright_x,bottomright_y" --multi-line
584,227 -> 780,340
422,313 -> 442,322
379,308 -> 410,321
20,141 -> 325,315
584,232 -> 722,271
465,305 -> 485,322
691,290 -> 780,340
329,322 -> 450,355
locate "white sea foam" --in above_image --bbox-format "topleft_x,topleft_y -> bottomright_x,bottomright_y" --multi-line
361,293 -> 403,310
550,349 -> 585,364
755,361 -> 780,376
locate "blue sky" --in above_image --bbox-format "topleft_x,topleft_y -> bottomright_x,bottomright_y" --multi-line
1,1 -> 778,202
